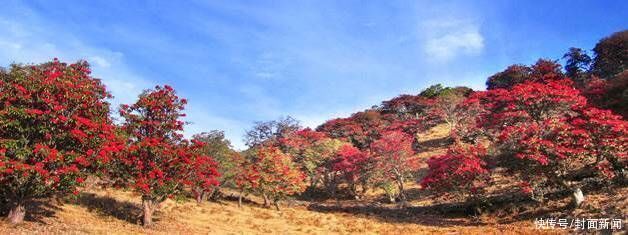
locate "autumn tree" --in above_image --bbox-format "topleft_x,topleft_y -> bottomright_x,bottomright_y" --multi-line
280,128 -> 343,190
486,59 -> 566,90
369,131 -> 416,203
235,145 -> 305,210
117,85 -> 219,226
600,71 -> 628,117
380,94 -> 438,125
0,60 -> 116,224
448,94 -> 486,144
431,86 -> 473,133
330,144 -> 373,198
486,64 -> 532,90
583,31 -> 628,118
317,117 -> 368,148
420,144 -> 490,203
344,110 -> 390,149
592,30 -> 627,79
186,139 -> 221,204
470,79 -> 627,206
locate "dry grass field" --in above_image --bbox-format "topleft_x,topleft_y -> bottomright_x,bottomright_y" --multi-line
0,187 -> 561,234
0,124 -> 624,234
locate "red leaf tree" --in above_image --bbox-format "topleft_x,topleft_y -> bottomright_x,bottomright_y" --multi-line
317,110 -> 386,150
369,131 -> 415,202
235,145 -> 306,210
279,128 -> 331,189
330,144 -> 373,198
470,79 -> 627,206
420,144 -> 490,201
430,87 -> 474,134
186,139 -> 221,204
117,85 -> 218,226
486,59 -> 566,90
0,60 -> 116,224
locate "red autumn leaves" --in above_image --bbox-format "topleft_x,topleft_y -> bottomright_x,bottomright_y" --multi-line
421,78 -> 626,203
0,60 -> 119,223
2,32 -> 627,226
116,85 -> 220,225
0,61 -> 220,225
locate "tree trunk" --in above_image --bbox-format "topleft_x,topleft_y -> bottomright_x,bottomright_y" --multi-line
195,190 -> 205,204
325,175 -> 337,198
142,198 -> 157,227
309,174 -> 319,190
273,199 -> 280,211
447,121 -> 455,134
559,179 -> 585,208
262,192 -> 270,208
206,187 -> 218,201
572,188 -> 585,208
7,202 -> 26,224
397,176 -> 407,203
348,181 -> 358,199
238,191 -> 244,207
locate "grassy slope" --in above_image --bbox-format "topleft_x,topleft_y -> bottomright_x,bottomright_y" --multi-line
1,124 -> 622,234
1,188 -> 555,234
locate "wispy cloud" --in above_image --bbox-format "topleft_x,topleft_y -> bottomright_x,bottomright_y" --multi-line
0,7 -> 237,145
421,19 -> 484,62
0,17 -> 143,106
5,1 -> 616,149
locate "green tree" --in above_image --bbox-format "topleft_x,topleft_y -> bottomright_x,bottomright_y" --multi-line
562,47 -> 592,85
192,130 -> 238,198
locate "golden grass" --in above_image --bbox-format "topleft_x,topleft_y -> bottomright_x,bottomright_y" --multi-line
0,187 -> 559,234
0,124 -> 586,234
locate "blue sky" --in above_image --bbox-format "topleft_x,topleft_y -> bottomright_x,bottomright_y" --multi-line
1,1 -> 626,149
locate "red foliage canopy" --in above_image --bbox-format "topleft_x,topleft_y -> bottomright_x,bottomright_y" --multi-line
235,145 -> 306,202
469,79 -> 626,191
117,85 -> 219,202
0,60 -> 116,201
420,145 -> 489,198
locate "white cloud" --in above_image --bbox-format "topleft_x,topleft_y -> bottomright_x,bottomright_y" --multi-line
422,19 -> 484,62
0,15 -> 150,118
0,7 -> 278,148
0,17 -> 151,108
89,56 -> 112,68
251,51 -> 291,79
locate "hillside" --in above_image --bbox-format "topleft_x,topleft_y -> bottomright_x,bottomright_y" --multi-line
0,187 -> 548,234
2,125 -> 624,234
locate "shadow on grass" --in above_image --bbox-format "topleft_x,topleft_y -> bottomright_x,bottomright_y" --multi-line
221,193 -> 255,205
306,190 -> 581,227
307,201 -> 481,227
0,198 -> 62,224
72,192 -> 145,225
417,136 -> 453,150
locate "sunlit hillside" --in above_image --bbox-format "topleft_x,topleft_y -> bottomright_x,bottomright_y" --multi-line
1,125 -> 625,234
